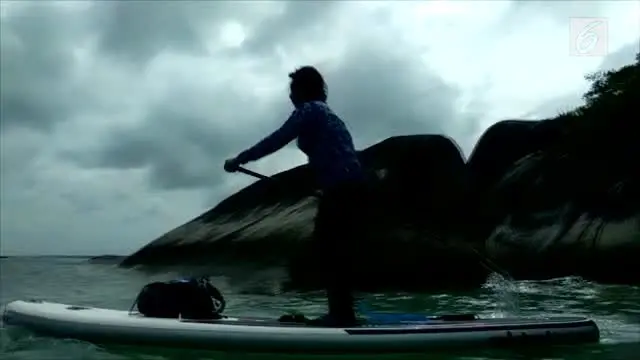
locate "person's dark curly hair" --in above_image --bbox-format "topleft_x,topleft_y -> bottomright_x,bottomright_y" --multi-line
288,66 -> 328,105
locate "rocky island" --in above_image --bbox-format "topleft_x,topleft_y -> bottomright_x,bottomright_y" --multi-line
120,52 -> 639,291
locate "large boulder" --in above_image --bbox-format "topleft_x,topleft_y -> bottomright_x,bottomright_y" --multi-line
484,150 -> 640,283
465,118 -> 571,239
474,53 -> 640,284
120,134 -> 490,291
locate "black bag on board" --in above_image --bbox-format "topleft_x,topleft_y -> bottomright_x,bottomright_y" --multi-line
131,277 -> 226,320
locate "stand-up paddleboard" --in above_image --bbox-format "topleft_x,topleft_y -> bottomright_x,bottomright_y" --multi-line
3,299 -> 600,353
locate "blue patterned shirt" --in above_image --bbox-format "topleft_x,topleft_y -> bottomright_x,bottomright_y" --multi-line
236,101 -> 364,189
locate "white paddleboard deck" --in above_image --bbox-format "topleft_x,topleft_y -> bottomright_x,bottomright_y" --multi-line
2,300 -> 600,353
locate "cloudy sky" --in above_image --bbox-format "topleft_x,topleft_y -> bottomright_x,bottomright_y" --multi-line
1,1 -> 638,256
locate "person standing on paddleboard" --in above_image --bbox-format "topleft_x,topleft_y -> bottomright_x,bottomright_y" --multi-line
224,66 -> 369,327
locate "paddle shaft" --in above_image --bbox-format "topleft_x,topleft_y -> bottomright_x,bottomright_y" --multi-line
236,166 -> 272,181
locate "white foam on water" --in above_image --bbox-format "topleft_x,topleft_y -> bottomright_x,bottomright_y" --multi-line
483,272 -> 521,318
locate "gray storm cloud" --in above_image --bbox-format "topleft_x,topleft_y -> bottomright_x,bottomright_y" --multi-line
1,0 -> 637,256
53,1 -> 468,191
1,3 -> 91,132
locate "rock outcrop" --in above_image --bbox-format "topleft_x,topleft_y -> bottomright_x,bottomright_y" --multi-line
465,118 -> 571,239
480,54 -> 640,284
121,52 -> 640,289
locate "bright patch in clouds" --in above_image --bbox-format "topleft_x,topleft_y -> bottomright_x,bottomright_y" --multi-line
219,21 -> 246,48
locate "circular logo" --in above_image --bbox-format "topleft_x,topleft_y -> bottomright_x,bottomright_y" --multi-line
574,20 -> 603,55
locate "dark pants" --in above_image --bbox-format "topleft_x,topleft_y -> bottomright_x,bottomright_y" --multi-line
312,179 -> 370,321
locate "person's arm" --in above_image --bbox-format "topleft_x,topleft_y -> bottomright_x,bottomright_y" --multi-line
235,108 -> 306,164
